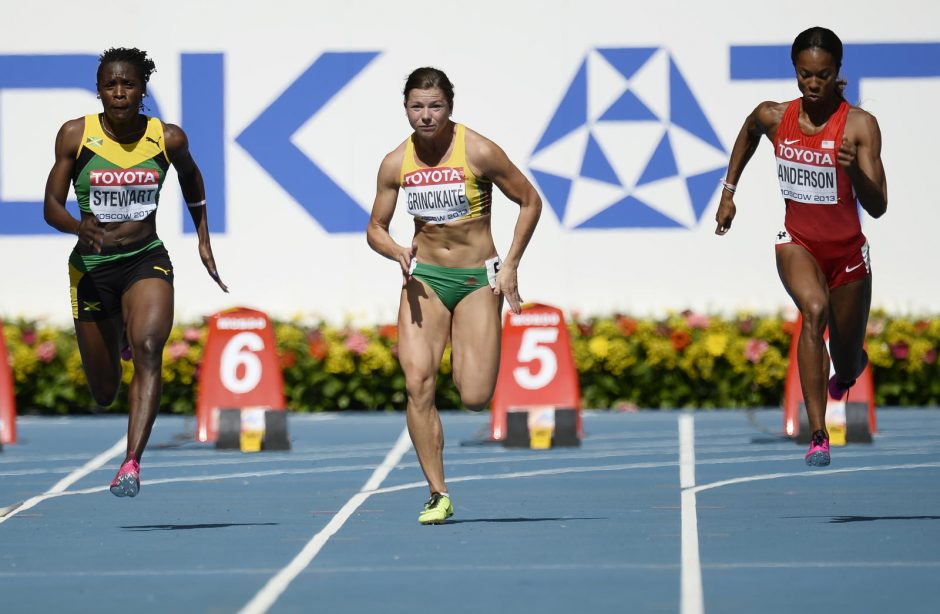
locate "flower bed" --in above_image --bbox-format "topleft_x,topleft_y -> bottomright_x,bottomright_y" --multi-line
2,311 -> 938,414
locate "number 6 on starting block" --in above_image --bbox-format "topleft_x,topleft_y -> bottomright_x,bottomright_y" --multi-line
196,307 -> 286,443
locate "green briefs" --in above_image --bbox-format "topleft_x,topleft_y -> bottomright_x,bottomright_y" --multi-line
411,262 -> 492,311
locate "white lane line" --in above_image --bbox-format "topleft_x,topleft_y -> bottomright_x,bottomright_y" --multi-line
0,436 -> 125,523
690,462 -> 940,495
238,427 -> 412,614
679,413 -> 704,614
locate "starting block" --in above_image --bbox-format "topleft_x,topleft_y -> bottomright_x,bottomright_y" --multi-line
783,315 -> 876,444
0,320 -> 16,447
503,407 -> 580,449
796,401 -> 872,445
215,408 -> 291,452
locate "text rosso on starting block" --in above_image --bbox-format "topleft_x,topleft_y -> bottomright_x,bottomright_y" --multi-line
490,303 -> 581,441
196,307 -> 285,442
0,320 -> 16,444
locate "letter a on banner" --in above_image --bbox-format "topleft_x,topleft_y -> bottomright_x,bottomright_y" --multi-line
490,304 -> 581,441
0,321 -> 16,445
196,307 -> 285,442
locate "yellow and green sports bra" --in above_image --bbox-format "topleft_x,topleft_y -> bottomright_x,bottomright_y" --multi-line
72,114 -> 170,223
399,123 -> 492,224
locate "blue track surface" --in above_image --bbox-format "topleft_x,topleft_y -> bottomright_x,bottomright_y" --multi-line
1,409 -> 939,613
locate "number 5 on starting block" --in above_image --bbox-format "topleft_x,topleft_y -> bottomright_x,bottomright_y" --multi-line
490,303 -> 581,443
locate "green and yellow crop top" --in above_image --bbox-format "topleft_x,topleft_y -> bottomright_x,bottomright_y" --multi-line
72,114 -> 170,223
399,123 -> 492,224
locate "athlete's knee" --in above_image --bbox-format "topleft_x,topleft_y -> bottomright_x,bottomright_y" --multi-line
404,370 -> 437,405
460,388 -> 494,412
88,380 -> 120,407
131,334 -> 166,370
800,300 -> 828,333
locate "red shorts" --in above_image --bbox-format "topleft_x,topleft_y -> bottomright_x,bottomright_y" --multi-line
774,229 -> 870,289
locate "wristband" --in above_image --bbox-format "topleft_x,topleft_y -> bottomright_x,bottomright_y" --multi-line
187,199 -> 206,208
720,181 -> 736,194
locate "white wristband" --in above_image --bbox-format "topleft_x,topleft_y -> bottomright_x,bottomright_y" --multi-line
187,199 -> 206,208
720,181 -> 736,194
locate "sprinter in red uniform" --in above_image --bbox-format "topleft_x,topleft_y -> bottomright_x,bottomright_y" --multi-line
715,27 -> 887,466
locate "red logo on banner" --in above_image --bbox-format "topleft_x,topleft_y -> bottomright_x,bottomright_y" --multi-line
490,304 -> 581,440
783,315 -> 876,438
196,307 -> 285,442
0,321 -> 16,444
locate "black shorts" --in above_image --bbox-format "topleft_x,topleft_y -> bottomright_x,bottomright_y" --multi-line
69,235 -> 174,321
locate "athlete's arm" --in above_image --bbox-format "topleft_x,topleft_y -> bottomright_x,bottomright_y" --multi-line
43,119 -> 106,251
367,148 -> 416,286
468,133 -> 542,315
165,122 -> 228,292
839,109 -> 887,218
715,101 -> 781,235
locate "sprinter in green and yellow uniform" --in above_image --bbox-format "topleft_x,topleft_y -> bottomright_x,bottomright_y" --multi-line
368,67 -> 542,524
43,47 -> 227,498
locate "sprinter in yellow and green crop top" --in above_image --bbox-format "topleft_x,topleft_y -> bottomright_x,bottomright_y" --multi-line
43,47 -> 228,499
367,67 -> 542,525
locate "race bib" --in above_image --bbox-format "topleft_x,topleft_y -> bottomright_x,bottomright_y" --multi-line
89,168 -> 160,222
775,141 -> 838,205
403,167 -> 470,223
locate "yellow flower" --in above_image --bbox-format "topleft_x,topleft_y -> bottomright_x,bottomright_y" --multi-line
704,333 -> 728,357
588,336 -> 610,359
604,337 -> 636,375
440,345 -> 452,374
324,341 -> 354,374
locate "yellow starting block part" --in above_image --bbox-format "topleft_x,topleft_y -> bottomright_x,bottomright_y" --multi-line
529,427 -> 553,449
828,424 -> 847,447
240,429 -> 264,452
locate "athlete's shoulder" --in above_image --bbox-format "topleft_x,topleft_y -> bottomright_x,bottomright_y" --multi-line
754,100 -> 788,122
845,104 -> 879,126
55,116 -> 87,152
462,125 -> 506,164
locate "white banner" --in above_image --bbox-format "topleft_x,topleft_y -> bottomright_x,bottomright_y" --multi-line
1,1 -> 938,323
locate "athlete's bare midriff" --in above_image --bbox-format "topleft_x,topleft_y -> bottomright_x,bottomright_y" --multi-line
78,211 -> 158,251
412,214 -> 497,268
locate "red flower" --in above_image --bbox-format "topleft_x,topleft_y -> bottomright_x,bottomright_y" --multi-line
344,331 -> 370,356
781,320 -> 798,336
890,342 -> 909,360
671,330 -> 692,351
378,324 -> 398,343
577,322 -> 594,337
617,316 -> 638,337
279,350 -> 297,369
21,329 -> 37,345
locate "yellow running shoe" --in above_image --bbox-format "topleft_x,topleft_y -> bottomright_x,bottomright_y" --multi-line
418,493 -> 454,525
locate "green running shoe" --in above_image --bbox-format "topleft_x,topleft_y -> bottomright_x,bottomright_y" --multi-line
418,492 -> 454,525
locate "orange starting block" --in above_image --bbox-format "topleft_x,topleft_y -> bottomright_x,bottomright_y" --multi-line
0,320 -> 16,447
783,316 -> 875,445
195,307 -> 289,450
491,304 -> 581,448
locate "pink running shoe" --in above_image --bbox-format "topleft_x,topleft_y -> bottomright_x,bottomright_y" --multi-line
804,430 -> 830,467
109,458 -> 140,497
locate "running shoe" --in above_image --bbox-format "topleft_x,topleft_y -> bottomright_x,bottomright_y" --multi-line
109,458 -> 140,498
120,344 -> 133,361
828,351 -> 868,400
418,492 -> 453,525
804,430 -> 830,467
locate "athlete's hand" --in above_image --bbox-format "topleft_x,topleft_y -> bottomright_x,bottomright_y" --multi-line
199,243 -> 229,292
77,216 -> 105,253
715,191 -> 736,236
837,137 -> 858,171
398,241 -> 417,287
494,262 -> 523,314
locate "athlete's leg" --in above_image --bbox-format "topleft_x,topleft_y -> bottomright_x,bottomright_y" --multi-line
450,288 -> 502,411
121,278 -> 173,463
827,276 -> 872,385
776,244 -> 831,434
398,277 -> 452,495
74,317 -> 123,407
